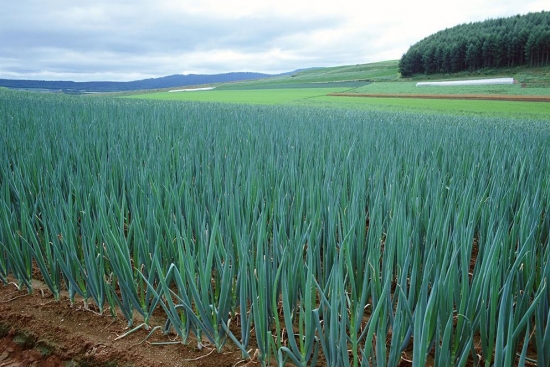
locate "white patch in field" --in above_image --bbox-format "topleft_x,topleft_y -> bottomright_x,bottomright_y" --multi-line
168,87 -> 216,92
416,78 -> 514,87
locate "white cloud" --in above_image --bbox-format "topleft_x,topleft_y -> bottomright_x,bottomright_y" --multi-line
0,0 -> 547,81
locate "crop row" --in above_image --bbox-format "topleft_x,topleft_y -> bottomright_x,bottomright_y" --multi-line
1,91 -> 549,366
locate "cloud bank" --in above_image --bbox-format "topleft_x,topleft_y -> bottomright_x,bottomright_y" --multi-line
1,0 -> 547,81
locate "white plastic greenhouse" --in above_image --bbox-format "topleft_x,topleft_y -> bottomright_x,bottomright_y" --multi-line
416,78 -> 515,87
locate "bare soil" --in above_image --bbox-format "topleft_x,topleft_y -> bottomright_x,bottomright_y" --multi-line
0,279 -> 246,367
328,93 -> 550,102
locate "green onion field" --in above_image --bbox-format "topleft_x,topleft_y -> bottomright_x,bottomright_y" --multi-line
1,86 -> 549,366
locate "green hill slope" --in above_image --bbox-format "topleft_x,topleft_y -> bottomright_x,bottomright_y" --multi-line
215,60 -> 400,89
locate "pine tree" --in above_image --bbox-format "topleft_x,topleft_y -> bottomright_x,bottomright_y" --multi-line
399,11 -> 550,75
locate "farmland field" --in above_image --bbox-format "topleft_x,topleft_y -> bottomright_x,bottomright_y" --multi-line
129,87 -> 550,119
1,89 -> 550,367
125,63 -> 550,120
126,60 -> 550,119
127,87 -> 356,104
350,81 -> 550,96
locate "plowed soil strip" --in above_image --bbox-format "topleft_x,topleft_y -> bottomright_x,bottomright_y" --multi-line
328,93 -> 550,102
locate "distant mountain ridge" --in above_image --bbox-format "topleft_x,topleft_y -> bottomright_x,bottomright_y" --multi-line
0,72 -> 273,93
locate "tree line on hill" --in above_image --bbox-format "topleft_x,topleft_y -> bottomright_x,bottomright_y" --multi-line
399,11 -> 550,77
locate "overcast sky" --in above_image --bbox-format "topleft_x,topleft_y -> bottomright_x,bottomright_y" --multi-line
0,1 -> 547,81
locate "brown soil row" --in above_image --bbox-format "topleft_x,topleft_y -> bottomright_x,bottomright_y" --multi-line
0,279 -> 243,367
328,93 -> 550,102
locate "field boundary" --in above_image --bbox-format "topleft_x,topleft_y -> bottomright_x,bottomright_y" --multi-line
328,93 -> 550,102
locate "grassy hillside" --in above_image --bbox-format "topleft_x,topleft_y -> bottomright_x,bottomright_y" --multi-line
119,61 -> 399,95
216,60 -> 400,89
279,60 -> 400,82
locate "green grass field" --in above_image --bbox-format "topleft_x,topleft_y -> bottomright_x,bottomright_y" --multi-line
128,87 -> 550,120
127,87 -> 353,104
